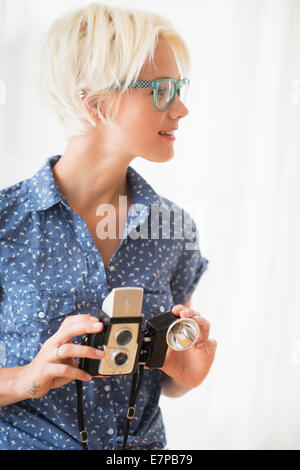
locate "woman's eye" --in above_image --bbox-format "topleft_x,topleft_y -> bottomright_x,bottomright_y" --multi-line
150,89 -> 167,95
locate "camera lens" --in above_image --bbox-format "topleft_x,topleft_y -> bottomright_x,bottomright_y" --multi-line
115,329 -> 133,346
114,351 -> 128,366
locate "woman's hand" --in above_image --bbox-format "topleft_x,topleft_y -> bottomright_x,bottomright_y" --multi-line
160,305 -> 217,389
20,314 -> 105,400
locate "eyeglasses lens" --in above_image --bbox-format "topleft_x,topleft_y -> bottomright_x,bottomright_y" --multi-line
157,80 -> 174,109
156,80 -> 189,110
178,79 -> 189,106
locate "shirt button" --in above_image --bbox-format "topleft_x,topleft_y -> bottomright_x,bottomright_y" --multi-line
107,428 -> 114,435
104,385 -> 110,392
38,311 -> 45,319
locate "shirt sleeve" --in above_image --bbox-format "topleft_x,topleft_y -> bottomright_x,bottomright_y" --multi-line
170,215 -> 209,306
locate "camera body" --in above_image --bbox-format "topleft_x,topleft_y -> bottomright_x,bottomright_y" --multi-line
80,287 -> 199,376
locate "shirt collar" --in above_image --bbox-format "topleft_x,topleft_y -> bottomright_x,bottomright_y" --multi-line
26,154 -> 163,213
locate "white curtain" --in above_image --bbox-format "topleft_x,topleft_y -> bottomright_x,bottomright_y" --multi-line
0,0 -> 299,450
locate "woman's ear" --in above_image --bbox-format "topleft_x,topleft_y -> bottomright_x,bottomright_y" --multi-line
79,90 -> 104,122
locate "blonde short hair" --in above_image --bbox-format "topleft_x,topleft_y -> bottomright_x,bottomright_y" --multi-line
38,2 -> 191,139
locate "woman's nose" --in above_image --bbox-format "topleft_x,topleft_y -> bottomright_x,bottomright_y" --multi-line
168,94 -> 189,119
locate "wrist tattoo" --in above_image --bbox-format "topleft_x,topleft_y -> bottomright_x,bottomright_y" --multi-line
27,382 -> 40,397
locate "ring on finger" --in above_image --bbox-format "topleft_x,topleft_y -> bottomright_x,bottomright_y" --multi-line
56,343 -> 62,360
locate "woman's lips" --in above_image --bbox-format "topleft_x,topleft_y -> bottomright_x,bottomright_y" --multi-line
158,133 -> 175,141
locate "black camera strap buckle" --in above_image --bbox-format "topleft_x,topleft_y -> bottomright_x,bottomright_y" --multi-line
80,429 -> 89,444
126,406 -> 136,420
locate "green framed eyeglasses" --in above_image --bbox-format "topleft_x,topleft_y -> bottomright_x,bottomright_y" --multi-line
111,77 -> 190,111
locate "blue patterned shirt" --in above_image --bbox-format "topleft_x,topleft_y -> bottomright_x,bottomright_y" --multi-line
0,154 -> 208,450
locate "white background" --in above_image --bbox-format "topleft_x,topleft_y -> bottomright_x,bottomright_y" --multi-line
1,0 -> 300,450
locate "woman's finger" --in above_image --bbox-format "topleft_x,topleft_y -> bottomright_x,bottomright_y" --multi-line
50,315 -> 104,345
171,304 -> 186,315
195,338 -> 217,356
47,362 -> 92,382
54,343 -> 105,362
172,305 -> 202,320
178,307 -> 201,318
194,316 -> 210,343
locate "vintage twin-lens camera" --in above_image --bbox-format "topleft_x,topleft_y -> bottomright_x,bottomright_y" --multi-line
79,287 -> 200,376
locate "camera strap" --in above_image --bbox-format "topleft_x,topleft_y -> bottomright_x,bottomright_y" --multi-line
122,363 -> 144,450
76,363 -> 144,451
76,379 -> 89,450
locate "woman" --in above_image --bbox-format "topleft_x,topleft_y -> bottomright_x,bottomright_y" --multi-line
0,3 -> 216,450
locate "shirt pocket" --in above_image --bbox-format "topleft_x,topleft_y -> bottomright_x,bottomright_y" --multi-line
9,290 -> 76,365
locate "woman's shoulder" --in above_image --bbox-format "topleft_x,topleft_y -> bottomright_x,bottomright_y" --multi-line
153,194 -> 199,238
0,176 -> 30,205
